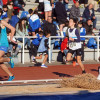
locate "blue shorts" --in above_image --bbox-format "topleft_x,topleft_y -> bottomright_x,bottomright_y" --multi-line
0,46 -> 8,53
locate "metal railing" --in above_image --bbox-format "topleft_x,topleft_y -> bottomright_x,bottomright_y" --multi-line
11,36 -> 100,64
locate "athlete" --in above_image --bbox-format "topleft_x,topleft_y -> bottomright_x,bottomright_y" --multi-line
0,18 -> 16,81
66,18 -> 86,74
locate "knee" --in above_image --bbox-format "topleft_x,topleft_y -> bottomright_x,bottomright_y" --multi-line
77,59 -> 81,64
67,57 -> 70,61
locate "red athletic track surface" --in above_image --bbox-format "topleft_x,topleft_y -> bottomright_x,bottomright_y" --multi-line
0,64 -> 99,81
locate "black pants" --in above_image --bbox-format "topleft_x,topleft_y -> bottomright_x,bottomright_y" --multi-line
79,0 -> 88,4
30,43 -> 38,57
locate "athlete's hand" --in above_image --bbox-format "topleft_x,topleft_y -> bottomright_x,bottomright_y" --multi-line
69,37 -> 74,41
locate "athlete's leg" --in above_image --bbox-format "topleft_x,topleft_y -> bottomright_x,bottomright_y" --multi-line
66,53 -> 73,61
0,51 -> 13,76
35,55 -> 42,59
0,51 -> 10,63
77,56 -> 85,71
0,63 -> 13,76
43,54 -> 48,64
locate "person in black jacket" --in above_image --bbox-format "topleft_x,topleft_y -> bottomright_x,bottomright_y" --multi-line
82,3 -> 97,29
43,16 -> 57,61
55,0 -> 67,36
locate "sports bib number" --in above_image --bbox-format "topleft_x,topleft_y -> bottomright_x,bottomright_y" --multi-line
69,42 -> 76,48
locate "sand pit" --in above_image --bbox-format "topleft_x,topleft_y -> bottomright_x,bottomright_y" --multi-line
61,73 -> 100,90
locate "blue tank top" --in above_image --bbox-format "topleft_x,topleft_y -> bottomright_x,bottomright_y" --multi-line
0,27 -> 9,47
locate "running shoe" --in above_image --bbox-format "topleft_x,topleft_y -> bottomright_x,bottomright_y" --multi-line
9,57 -> 14,68
32,57 -> 37,64
82,70 -> 86,74
73,61 -> 76,67
8,76 -> 15,81
41,64 -> 48,68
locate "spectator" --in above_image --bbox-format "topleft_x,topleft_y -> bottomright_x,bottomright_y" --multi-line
78,21 -> 86,61
43,16 -> 57,61
12,0 -> 25,11
83,19 -> 94,35
7,1 -> 14,19
70,1 -> 82,21
15,18 -> 30,48
55,0 -> 67,36
63,0 -> 69,11
8,32 -> 21,57
61,36 -> 69,64
0,8 -> 3,19
28,9 -> 41,36
2,5 -> 8,19
44,0 -> 53,21
32,31 -> 51,68
88,0 -> 98,11
9,10 -> 19,28
0,0 -> 3,8
83,3 -> 97,29
30,31 -> 44,63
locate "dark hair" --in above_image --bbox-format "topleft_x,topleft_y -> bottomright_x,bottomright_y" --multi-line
7,1 -> 13,5
13,10 -> 18,15
0,8 -> 3,16
70,18 -> 78,23
34,10 -> 38,15
44,29 -> 51,36
38,31 -> 43,35
3,5 -> 8,8
78,21 -> 83,25
69,18 -> 78,27
18,18 -> 27,32
28,9 -> 33,14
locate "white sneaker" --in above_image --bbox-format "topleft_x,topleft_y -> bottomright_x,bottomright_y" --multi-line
41,64 -> 48,68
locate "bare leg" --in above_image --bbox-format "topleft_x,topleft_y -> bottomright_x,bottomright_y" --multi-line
42,54 -> 48,64
45,11 -> 48,21
66,53 -> 73,61
35,55 -> 42,59
77,56 -> 85,71
0,63 -> 13,76
0,51 -> 13,77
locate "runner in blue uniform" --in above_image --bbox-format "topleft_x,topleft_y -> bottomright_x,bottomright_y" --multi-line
0,18 -> 16,81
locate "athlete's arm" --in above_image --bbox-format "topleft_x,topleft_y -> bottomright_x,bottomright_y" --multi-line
1,20 -> 15,42
74,29 -> 80,42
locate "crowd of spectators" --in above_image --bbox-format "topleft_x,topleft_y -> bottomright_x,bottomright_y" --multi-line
0,0 -> 99,65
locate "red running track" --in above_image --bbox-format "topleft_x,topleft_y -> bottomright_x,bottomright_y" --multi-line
0,64 -> 99,81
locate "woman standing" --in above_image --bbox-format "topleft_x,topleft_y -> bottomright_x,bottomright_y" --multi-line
44,0 -> 53,21
0,18 -> 15,81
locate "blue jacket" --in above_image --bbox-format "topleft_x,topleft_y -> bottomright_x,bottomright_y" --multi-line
80,27 -> 86,41
28,14 -> 41,32
9,15 -> 19,27
32,34 -> 43,46
83,6 -> 95,20
2,12 -> 8,18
